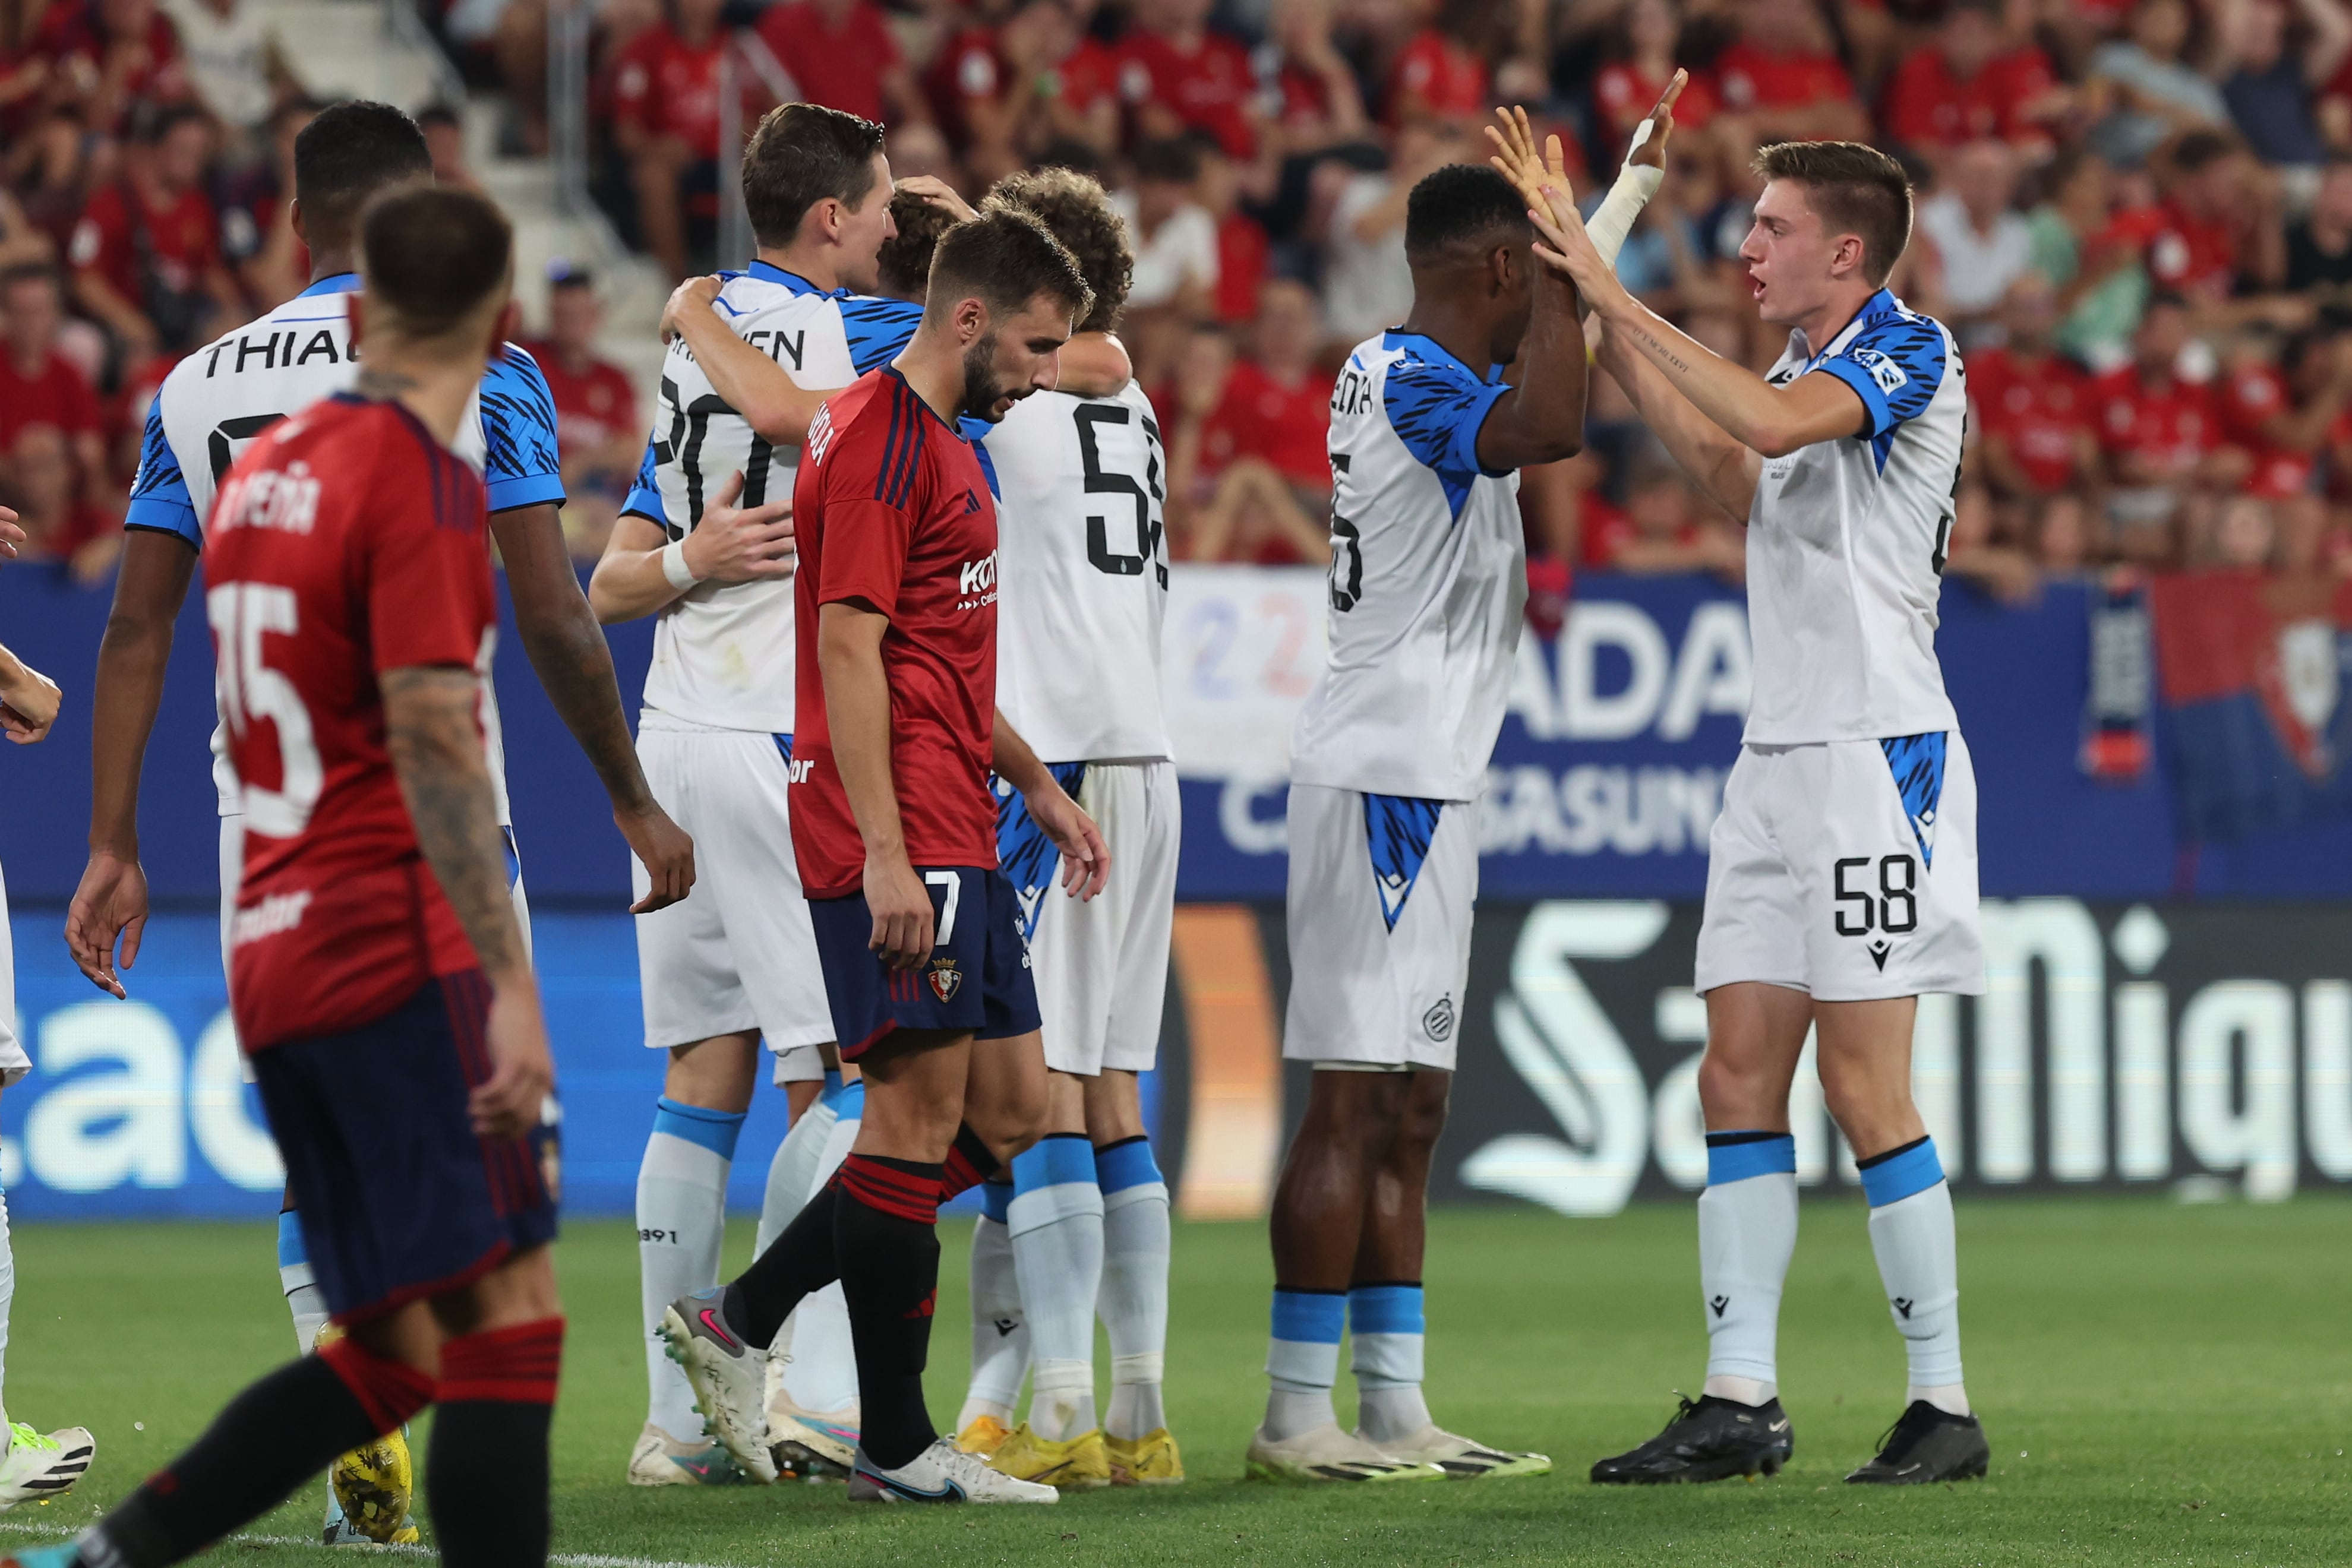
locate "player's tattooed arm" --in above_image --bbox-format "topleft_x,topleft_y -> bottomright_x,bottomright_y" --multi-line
663,278 -> 834,445
68,528 -> 198,998
992,710 -> 1111,902
817,600 -> 933,970
1587,312 -> 1762,523
491,501 -> 696,913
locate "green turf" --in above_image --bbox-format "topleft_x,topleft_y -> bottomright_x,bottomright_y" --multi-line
0,1195 -> 2345,1565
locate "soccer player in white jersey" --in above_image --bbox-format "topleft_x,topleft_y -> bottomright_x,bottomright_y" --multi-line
1248,162 -> 1587,1484
927,167 -> 1181,1491
1513,135 -> 1993,1485
591,103 -> 929,1485
62,101 -> 693,1541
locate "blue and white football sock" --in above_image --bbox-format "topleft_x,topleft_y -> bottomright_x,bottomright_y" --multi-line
781,1083 -> 863,1416
958,1181 -> 1029,1431
1262,1288 -> 1344,1440
756,1069 -> 843,1255
277,1209 -> 330,1355
1349,1284 -> 1431,1443
1699,1131 -> 1798,1406
1859,1136 -> 1968,1416
1096,1137 -> 1171,1441
1008,1133 -> 1104,1441
637,1096 -> 746,1440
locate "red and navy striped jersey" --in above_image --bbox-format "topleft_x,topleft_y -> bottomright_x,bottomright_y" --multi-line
790,366 -> 1001,897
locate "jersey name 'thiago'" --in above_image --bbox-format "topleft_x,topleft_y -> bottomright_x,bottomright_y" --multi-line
1289,330 -> 1526,801
985,381 -> 1172,764
621,260 -> 922,733
126,272 -> 567,825
1749,287 -> 1963,744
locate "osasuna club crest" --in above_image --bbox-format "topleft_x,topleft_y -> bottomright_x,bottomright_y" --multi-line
928,960 -> 962,1003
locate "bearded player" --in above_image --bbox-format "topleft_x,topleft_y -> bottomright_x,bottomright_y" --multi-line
1507,120 -> 1992,1484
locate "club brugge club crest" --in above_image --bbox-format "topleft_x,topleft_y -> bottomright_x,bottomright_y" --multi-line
929,960 -> 962,1003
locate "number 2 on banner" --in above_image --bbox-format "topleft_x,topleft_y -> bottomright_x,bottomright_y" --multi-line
206,582 -> 322,837
924,870 -> 961,946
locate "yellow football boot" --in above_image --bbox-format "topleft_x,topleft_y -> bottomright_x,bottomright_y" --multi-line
986,1424 -> 1112,1490
954,1414 -> 1013,1458
314,1323 -> 418,1544
1105,1428 -> 1185,1485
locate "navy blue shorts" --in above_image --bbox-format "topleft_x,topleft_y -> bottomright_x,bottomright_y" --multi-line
808,866 -> 1042,1059
250,973 -> 560,1323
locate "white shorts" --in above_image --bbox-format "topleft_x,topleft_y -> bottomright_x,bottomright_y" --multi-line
632,720 -> 832,1053
1009,761 -> 1178,1076
1694,734 -> 1986,1001
1281,783 -> 1476,1071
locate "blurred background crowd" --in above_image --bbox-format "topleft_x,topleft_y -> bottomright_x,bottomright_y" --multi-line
4,0 -> 2352,622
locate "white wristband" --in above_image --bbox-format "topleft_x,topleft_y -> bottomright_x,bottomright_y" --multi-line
659,538 -> 702,592
1585,119 -> 1666,268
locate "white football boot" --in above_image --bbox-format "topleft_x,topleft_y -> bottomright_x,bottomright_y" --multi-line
1244,1422 -> 1444,1483
848,1439 -> 1059,1504
1356,1423 -> 1552,1478
659,1289 -> 777,1482
0,1425 -> 93,1510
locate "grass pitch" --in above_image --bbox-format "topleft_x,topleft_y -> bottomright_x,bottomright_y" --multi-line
1,1196 -> 2346,1566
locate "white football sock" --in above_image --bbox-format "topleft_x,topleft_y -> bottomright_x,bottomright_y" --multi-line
0,1186 -> 14,1427
1095,1139 -> 1170,1441
1699,1132 -> 1798,1401
780,1088 -> 862,1416
756,1071 -> 841,1254
1262,1288 -> 1343,1440
1349,1284 -> 1430,1443
276,1209 -> 329,1355
1859,1137 -> 1966,1413
637,1096 -> 744,1440
1008,1134 -> 1103,1441
958,1193 -> 1028,1431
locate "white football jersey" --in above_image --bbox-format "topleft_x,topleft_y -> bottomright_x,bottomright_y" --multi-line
1747,287 -> 1964,745
621,261 -> 921,734
1289,330 -> 1525,802
126,273 -> 567,822
986,381 -> 1173,764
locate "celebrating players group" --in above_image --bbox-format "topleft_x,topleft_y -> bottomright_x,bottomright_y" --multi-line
0,60 -> 1998,1567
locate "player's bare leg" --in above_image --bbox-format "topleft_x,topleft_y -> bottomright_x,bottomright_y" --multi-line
1087,1068 -> 1181,1484
633,1030 -> 759,1484
1816,997 -> 1987,1483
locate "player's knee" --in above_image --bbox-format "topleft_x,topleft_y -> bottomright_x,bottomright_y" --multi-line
1697,1048 -> 1781,1123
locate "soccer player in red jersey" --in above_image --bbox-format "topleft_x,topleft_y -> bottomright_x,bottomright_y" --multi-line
8,189 -> 566,1568
663,205 -> 1108,1506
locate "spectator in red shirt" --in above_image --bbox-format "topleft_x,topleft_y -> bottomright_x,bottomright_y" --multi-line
1583,450 -> 1745,576
1971,274 -> 2098,505
2094,293 -> 2250,559
1194,137 -> 1270,322
610,0 -> 728,280
0,265 -> 106,498
1116,0 -> 1263,159
1264,0 -> 1371,160
3,422 -> 118,583
1592,0 -> 1719,168
1387,0 -> 1497,129
2146,129 -> 2282,309
68,104 -> 240,361
756,0 -> 927,130
1880,0 -> 2064,169
1214,277 -> 1333,494
522,263 -> 642,560
1165,321 -> 1330,564
1709,0 -> 1868,144
33,0 -> 188,134
937,0 -> 1121,181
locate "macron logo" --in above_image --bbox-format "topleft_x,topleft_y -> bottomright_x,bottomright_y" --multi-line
230,891 -> 311,947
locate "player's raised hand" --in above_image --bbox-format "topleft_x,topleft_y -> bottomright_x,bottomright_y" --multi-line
66,850 -> 148,998
864,852 -> 935,970
620,800 -> 696,913
1025,777 -> 1112,903
0,503 -> 27,559
472,977 -> 556,1142
1485,105 -> 1572,216
1627,69 -> 1688,172
895,175 -> 977,224
683,471 -> 795,586
1526,182 -> 1622,308
660,275 -> 723,344
0,655 -> 59,744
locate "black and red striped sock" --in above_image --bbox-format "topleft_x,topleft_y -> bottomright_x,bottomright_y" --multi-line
427,1317 -> 563,1568
834,1155 -> 943,1470
727,1179 -> 843,1348
939,1124 -> 1000,1201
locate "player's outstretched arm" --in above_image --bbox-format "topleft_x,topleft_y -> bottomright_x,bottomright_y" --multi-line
1587,312 -> 1765,523
991,709 -> 1110,902
664,279 -> 834,446
588,472 -> 796,624
817,599 -> 933,970
67,529 -> 197,998
384,662 -> 551,1140
491,501 -> 696,913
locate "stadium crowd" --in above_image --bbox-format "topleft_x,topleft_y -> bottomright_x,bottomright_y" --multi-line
7,0 -> 2352,608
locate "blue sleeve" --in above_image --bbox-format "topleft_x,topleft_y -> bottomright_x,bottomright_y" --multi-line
1810,314 -> 1948,439
620,438 -> 669,530
840,296 -> 925,375
961,416 -> 1002,499
478,343 -> 569,513
1382,355 -> 1511,483
124,396 -> 200,545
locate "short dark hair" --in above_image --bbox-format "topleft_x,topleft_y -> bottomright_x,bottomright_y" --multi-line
1131,137 -> 1202,186
416,102 -> 462,131
361,185 -> 512,341
1753,140 -> 1913,286
741,103 -> 887,249
986,166 -> 1134,333
877,189 -> 958,303
295,101 -> 432,254
2171,128 -> 2236,174
923,205 -> 1093,331
1403,163 -> 1532,267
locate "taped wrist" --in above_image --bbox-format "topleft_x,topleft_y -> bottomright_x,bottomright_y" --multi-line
1585,119 -> 1667,267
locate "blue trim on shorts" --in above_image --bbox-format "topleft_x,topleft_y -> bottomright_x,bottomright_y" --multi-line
1857,1135 -> 1944,1207
1271,1288 -> 1346,1345
995,764 -> 1087,943
1347,1283 -> 1425,1336
1879,732 -> 1947,868
1705,1130 -> 1798,1186
1094,1137 -> 1161,1195
1363,794 -> 1444,932
1012,1132 -> 1098,1194
652,1096 -> 746,1160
